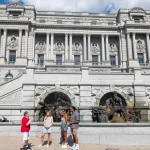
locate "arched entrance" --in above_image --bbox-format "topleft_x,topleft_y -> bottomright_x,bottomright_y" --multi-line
44,92 -> 71,106
38,91 -> 72,122
99,92 -> 127,106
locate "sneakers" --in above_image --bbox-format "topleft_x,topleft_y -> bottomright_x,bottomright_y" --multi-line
70,144 -> 79,150
75,146 -> 79,150
46,144 -> 49,148
70,144 -> 76,149
61,143 -> 67,148
38,144 -> 43,148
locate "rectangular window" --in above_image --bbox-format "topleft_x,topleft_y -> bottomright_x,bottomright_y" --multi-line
38,54 -> 44,66
74,55 -> 80,65
9,50 -> 16,63
138,53 -> 144,64
74,21 -> 80,24
57,20 -> 62,24
110,56 -> 116,66
9,11 -> 21,16
92,55 -> 98,65
56,55 -> 62,65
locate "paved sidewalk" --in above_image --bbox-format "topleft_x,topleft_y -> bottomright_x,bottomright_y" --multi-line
0,137 -> 150,150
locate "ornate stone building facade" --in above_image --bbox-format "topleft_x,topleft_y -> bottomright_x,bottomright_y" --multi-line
0,3 -> 150,121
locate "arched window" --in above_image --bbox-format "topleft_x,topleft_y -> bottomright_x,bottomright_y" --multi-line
5,73 -> 13,81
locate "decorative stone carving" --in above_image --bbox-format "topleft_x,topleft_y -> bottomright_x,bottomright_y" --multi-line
130,7 -> 145,13
25,11 -> 34,20
0,90 -> 21,104
136,39 -> 146,52
72,42 -> 82,55
35,41 -> 46,50
7,2 -> 24,8
65,86 -> 80,96
47,68 -> 81,73
91,43 -> 100,54
89,68 -> 111,73
115,87 -> 134,103
7,36 -> 18,48
109,43 -> 118,52
54,42 -> 65,51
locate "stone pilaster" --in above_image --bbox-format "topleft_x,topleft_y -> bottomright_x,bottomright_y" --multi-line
83,34 -> 87,61
25,29 -> 28,57
105,35 -> 109,61
146,33 -> 150,63
69,33 -> 73,61
50,33 -> 54,60
101,34 -> 105,62
88,34 -> 91,61
132,33 -> 137,59
65,33 -> 68,61
46,33 -> 50,60
127,33 -> 132,60
0,29 -> 7,64
18,29 -> 22,57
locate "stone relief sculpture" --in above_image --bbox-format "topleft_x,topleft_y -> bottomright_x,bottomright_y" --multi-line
115,87 -> 134,105
91,43 -> 100,53
0,90 -> 21,104
54,42 -> 65,51
136,39 -> 145,52
109,43 -> 118,52
35,41 -> 46,50
72,42 -> 82,54
7,36 -> 18,48
130,7 -> 145,13
7,2 -> 23,8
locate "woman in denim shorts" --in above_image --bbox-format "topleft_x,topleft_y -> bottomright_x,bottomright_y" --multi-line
61,109 -> 68,148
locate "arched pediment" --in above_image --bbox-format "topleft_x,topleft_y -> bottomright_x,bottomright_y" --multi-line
130,7 -> 145,13
7,2 -> 24,9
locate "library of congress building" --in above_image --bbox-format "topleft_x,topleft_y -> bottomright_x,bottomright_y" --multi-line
0,2 -> 150,121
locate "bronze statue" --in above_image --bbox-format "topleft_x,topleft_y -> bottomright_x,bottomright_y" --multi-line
92,108 -> 108,123
0,116 -> 9,122
126,109 -> 141,123
38,97 -> 71,122
106,92 -> 127,122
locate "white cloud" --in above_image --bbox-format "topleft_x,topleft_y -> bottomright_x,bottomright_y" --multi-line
7,0 -> 150,13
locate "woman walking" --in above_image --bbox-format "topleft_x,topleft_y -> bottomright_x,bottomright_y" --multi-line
38,111 -> 53,148
61,109 -> 68,148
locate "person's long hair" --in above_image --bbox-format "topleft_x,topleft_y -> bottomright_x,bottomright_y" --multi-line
44,111 -> 52,120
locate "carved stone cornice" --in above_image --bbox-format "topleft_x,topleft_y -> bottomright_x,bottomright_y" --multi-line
36,24 -> 118,30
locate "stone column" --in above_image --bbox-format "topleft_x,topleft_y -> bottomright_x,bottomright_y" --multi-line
88,34 -> 91,61
69,34 -> 73,61
101,34 -> 105,61
119,35 -> 122,66
32,32 -> 35,63
46,33 -> 50,60
146,33 -> 150,63
65,33 -> 68,60
132,33 -> 137,59
83,34 -> 87,61
2,29 -> 7,57
50,33 -> 54,60
105,35 -> 110,61
25,29 -> 28,57
18,29 -> 22,57
127,33 -> 132,60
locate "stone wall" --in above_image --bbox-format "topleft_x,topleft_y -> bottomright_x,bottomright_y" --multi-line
0,123 -> 150,145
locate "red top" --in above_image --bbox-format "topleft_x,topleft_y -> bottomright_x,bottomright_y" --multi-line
20,117 -> 30,132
